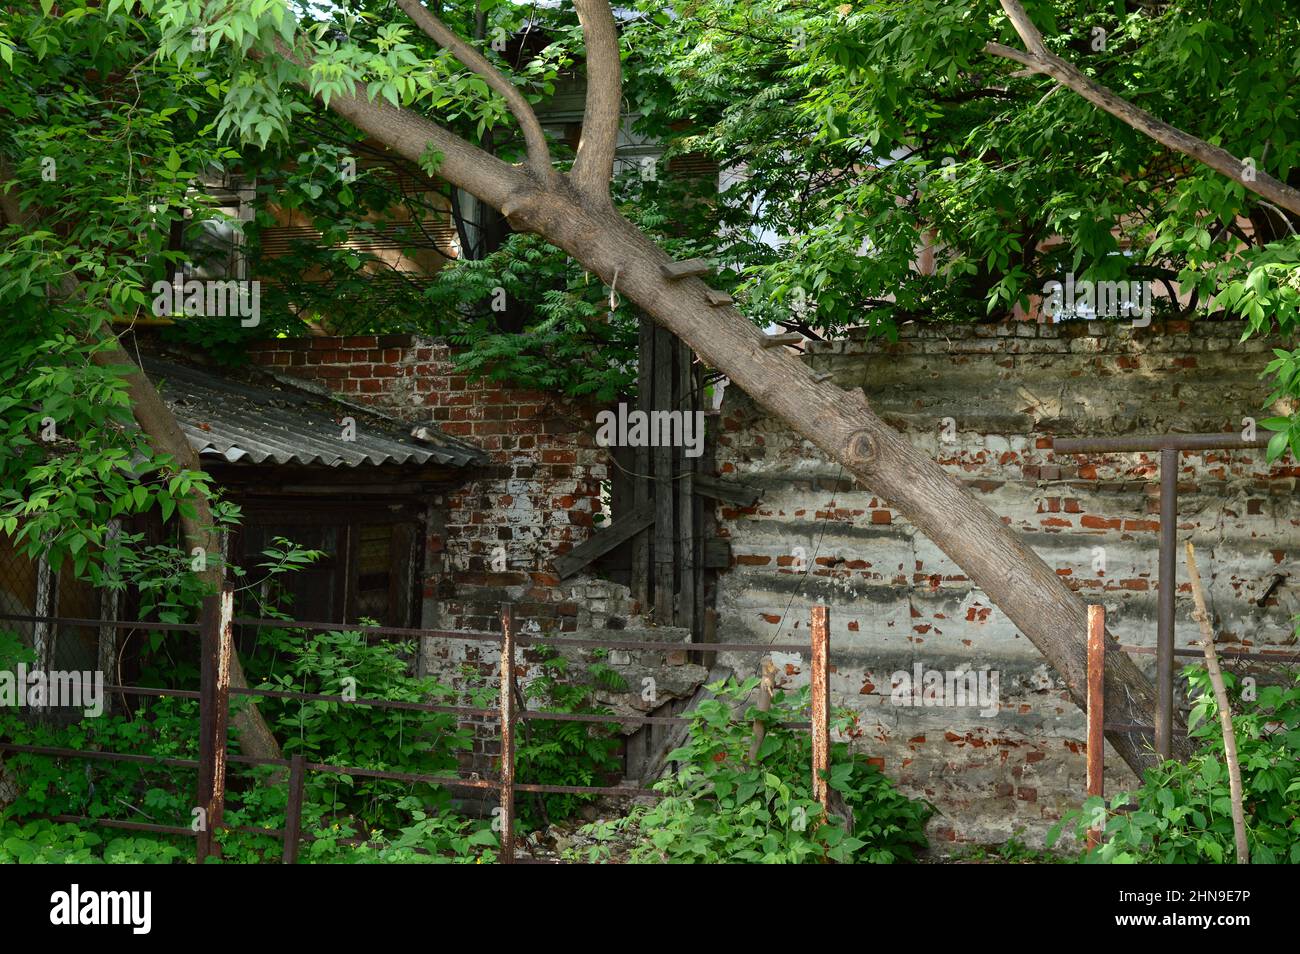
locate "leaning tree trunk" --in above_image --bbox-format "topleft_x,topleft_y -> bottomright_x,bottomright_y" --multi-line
522,194 -> 1185,774
89,346 -> 283,763
305,29 -> 1184,774
0,165 -> 282,764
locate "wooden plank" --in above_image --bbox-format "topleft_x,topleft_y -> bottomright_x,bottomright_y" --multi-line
659,258 -> 711,280
761,332 -> 803,348
32,551 -> 53,713
97,521 -> 121,715
696,410 -> 712,636
196,588 -> 232,863
653,324 -> 675,625
631,315 -> 654,608
704,289 -> 733,307
677,336 -> 695,633
553,506 -> 654,579
692,473 -> 763,507
703,538 -> 732,569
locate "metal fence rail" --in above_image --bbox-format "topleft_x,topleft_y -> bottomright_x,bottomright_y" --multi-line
1082,603 -> 1300,848
0,592 -> 834,863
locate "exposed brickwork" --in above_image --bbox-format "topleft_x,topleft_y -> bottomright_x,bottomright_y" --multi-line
246,334 -> 611,636
715,319 -> 1299,848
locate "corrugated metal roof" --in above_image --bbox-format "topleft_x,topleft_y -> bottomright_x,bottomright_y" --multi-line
144,357 -> 484,470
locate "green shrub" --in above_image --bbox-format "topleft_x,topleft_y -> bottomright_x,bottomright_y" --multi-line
514,647 -> 624,827
1050,667 -> 1300,863
248,625 -> 485,831
573,677 -> 931,863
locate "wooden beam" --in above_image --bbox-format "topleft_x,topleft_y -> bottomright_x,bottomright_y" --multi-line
704,289 -> 733,307
631,315 -> 654,607
553,505 -> 654,579
677,336 -> 695,633
761,332 -> 803,348
653,325 -> 675,624
660,258 -> 711,280
693,473 -> 763,507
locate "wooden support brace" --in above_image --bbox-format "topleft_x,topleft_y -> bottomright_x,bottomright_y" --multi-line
704,289 -> 733,307
761,332 -> 804,348
660,258 -> 711,280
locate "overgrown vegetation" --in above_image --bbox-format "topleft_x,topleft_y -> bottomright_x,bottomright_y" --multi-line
572,677 -> 932,864
1051,666 -> 1300,864
514,644 -> 625,827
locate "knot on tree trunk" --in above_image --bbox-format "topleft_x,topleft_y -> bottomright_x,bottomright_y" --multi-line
847,429 -> 878,472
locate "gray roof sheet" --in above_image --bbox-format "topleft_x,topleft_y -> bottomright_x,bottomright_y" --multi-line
144,357 -> 484,470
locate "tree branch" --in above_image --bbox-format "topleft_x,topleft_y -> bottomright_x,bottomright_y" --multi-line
985,0 -> 1300,217
569,0 -> 623,202
258,37 -> 540,218
394,0 -> 555,184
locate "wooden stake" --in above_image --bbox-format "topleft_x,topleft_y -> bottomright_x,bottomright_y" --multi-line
1184,542 -> 1250,864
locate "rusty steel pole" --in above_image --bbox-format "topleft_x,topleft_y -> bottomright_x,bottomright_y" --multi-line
1086,605 -> 1105,850
1050,430 -> 1279,763
498,603 -> 516,864
810,605 -> 830,815
196,587 -> 233,863
282,753 -> 306,864
1156,447 -> 1177,760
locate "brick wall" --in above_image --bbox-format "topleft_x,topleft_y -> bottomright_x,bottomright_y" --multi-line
713,319 -> 1299,849
246,334 -> 612,636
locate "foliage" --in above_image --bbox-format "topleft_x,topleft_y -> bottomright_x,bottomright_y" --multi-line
0,617 -> 499,863
1050,666 -> 1300,863
574,677 -> 931,863
248,623 -> 485,831
0,818 -> 188,864
621,0 -> 1300,454
514,645 -> 625,826
951,832 -> 1068,864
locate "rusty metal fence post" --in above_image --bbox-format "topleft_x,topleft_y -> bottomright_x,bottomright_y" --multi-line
498,603 -> 516,864
282,753 -> 306,864
810,605 -> 830,816
196,587 -> 233,862
1086,604 -> 1106,850
1156,447 -> 1177,760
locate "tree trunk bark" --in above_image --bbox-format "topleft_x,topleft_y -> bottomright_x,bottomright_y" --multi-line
277,62 -> 1186,773
1185,543 -> 1249,863
500,190 -> 1185,775
90,346 -> 284,764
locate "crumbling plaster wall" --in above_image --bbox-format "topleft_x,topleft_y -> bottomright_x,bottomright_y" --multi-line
713,319 -> 1299,848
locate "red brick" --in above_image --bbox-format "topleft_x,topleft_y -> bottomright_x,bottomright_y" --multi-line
1081,515 -> 1120,530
